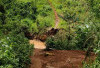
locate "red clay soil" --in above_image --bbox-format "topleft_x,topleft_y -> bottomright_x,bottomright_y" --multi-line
48,0 -> 60,28
30,49 -> 96,68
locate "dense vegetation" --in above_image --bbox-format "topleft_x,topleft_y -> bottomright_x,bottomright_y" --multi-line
0,0 -> 34,68
46,0 -> 100,67
46,0 -> 100,50
0,0 -> 100,68
0,33 -> 33,68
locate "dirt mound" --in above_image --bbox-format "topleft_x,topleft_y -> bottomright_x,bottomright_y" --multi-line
30,49 -> 96,68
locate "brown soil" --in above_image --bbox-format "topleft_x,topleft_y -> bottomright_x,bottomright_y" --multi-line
30,49 -> 96,68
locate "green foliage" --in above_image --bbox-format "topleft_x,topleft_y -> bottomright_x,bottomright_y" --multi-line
0,1 -> 34,68
46,30 -> 77,50
36,0 -> 55,33
0,0 -> 54,35
0,33 -> 33,68
83,60 -> 100,68
46,22 -> 99,50
17,0 -> 34,3
0,0 -> 37,34
51,0 -> 90,26
0,0 -> 100,67
75,25 -> 91,50
46,37 -> 68,50
49,0 -> 100,51
21,18 -> 38,33
87,0 -> 100,18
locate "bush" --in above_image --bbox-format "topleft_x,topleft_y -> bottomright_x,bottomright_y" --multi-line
46,23 -> 99,50
21,18 -> 38,34
0,33 -> 33,68
83,60 -> 100,68
74,25 -> 91,50
46,37 -> 68,50
0,0 -> 37,34
46,30 -> 77,50
0,1 -> 34,67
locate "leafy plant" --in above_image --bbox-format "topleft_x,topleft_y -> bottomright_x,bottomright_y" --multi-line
83,60 -> 100,68
0,33 -> 33,68
46,30 -> 77,50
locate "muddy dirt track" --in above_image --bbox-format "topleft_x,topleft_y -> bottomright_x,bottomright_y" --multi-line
30,49 -> 96,68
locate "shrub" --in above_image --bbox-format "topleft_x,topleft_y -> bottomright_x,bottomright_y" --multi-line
21,18 -> 38,34
83,59 -> 100,68
46,23 -> 99,50
46,30 -> 77,50
0,33 -> 33,68
74,25 -> 90,50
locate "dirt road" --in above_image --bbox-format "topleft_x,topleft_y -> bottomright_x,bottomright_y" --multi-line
30,49 -> 96,68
